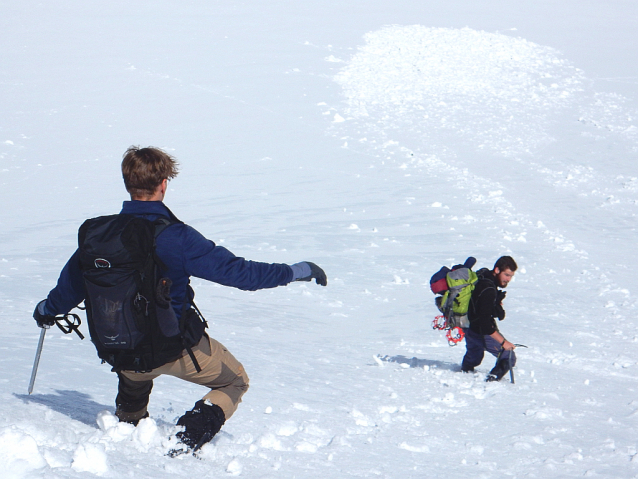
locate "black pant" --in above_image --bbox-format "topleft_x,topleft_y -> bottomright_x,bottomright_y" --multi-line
115,371 -> 153,415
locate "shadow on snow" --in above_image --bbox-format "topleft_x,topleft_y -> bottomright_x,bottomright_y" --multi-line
14,389 -> 112,427
378,355 -> 461,371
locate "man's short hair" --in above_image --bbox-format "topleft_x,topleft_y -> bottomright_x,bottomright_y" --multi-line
494,255 -> 517,272
121,146 -> 179,198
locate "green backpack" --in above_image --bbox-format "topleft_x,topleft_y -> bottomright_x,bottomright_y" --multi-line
430,257 -> 478,344
436,267 -> 478,329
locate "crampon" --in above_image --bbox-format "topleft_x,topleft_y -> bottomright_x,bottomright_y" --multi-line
432,315 -> 465,346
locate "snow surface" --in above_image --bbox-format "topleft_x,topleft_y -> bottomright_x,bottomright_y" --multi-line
1,1 -> 638,477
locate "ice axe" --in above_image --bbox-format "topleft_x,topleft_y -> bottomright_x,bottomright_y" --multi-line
491,343 -> 527,384
28,313 -> 84,394
28,326 -> 48,395
508,344 -> 528,384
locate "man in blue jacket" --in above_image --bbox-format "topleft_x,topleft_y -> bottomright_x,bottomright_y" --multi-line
33,146 -> 327,452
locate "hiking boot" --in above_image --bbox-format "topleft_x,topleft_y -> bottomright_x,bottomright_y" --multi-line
175,400 -> 226,452
485,358 -> 510,382
116,409 -> 149,426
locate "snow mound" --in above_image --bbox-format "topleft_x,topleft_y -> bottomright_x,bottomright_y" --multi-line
335,25 -> 585,153
0,427 -> 48,478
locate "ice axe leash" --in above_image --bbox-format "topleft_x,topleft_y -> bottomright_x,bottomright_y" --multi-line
28,313 -> 85,395
54,313 -> 84,339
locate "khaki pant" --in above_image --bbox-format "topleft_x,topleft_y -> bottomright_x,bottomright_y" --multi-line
115,334 -> 249,423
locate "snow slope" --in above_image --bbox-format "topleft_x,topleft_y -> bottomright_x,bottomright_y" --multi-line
1,1 -> 638,477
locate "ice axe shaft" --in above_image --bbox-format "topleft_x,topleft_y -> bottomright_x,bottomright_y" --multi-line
28,327 -> 47,395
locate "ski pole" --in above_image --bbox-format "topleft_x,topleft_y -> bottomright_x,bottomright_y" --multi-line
28,326 -> 48,395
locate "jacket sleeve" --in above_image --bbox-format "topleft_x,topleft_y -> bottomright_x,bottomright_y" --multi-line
473,285 -> 498,335
180,225 -> 294,290
45,249 -> 86,315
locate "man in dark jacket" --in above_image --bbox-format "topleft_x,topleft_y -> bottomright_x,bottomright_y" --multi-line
33,146 -> 327,452
461,256 -> 517,381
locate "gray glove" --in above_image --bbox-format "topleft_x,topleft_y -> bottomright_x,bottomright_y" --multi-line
291,262 -> 327,286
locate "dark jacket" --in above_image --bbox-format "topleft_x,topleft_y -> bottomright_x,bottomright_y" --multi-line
467,269 -> 505,335
45,201 -> 294,318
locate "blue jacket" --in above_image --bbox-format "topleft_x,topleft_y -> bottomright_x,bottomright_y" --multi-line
45,201 -> 294,318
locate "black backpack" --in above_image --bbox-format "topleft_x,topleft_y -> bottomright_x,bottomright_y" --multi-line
78,212 -> 206,372
468,267 -> 504,322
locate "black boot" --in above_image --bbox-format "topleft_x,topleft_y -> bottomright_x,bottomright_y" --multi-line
175,400 -> 226,452
486,358 -> 510,382
116,409 -> 149,425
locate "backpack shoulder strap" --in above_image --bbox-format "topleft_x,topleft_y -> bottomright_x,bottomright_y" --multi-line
153,217 -> 173,238
152,206 -> 183,238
